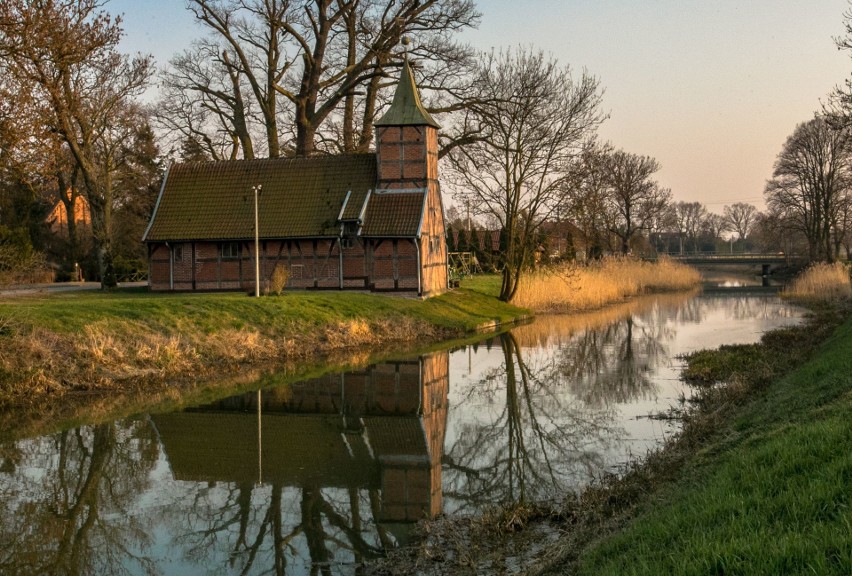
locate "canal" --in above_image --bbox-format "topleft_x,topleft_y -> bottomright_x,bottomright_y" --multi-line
0,289 -> 803,574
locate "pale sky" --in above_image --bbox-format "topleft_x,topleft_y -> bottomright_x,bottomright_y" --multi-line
111,0 -> 852,212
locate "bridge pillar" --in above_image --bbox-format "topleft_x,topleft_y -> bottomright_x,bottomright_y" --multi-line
761,264 -> 771,277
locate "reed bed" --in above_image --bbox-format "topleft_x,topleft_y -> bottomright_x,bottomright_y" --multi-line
782,261 -> 852,301
513,257 -> 701,313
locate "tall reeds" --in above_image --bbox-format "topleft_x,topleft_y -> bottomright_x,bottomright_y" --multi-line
782,261 -> 852,301
513,257 -> 701,313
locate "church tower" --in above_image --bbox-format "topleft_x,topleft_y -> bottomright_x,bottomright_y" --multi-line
369,56 -> 448,295
374,57 -> 440,190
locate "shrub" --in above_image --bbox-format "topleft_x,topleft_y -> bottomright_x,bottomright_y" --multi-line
0,245 -> 54,286
265,264 -> 289,296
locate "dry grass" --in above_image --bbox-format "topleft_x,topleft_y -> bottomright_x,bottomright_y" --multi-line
782,261 -> 852,302
513,257 -> 701,313
264,263 -> 289,295
0,313 -> 445,406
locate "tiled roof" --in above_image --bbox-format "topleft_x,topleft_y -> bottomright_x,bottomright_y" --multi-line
374,58 -> 440,128
361,190 -> 425,237
144,154 -> 376,241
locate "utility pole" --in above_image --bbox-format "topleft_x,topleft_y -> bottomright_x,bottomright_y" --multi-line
253,185 -> 262,297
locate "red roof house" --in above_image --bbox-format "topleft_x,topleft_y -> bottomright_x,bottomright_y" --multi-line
143,59 -> 448,296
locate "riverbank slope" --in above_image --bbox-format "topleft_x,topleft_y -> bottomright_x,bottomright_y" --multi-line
0,284 -> 528,408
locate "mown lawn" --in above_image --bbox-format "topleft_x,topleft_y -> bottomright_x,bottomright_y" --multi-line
574,313 -> 852,575
0,279 -> 524,337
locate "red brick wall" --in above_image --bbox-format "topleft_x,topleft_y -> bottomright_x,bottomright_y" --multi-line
149,239 -> 363,292
376,125 -> 438,189
367,238 -> 419,291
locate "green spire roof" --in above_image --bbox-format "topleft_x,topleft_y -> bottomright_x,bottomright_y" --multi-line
375,58 -> 440,128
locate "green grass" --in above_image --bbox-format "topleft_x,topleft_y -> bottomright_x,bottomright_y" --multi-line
574,314 -> 852,576
0,282 -> 526,337
459,273 -> 502,297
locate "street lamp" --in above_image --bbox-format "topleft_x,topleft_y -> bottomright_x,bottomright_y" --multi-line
253,184 -> 263,297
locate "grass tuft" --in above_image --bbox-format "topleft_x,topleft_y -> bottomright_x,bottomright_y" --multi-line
782,261 -> 852,302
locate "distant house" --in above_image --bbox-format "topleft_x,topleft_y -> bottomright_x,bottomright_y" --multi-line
538,220 -> 585,261
45,191 -> 91,238
143,59 -> 448,296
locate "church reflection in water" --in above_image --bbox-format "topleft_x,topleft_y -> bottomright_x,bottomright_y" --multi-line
152,351 -> 449,558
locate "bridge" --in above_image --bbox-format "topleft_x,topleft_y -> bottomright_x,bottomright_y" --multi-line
647,252 -> 800,278
664,253 -> 791,266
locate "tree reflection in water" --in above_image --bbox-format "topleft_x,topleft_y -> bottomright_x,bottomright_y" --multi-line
0,420 -> 159,576
0,354 -> 448,575
441,292 -> 803,514
443,332 -> 626,514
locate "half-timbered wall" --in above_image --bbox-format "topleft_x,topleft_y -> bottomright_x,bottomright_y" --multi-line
366,238 -> 419,291
150,239 -> 349,292
149,236 -> 425,293
375,124 -> 447,296
376,125 -> 437,190
419,182 -> 448,296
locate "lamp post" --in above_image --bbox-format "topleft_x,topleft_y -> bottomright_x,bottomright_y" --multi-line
253,185 -> 262,297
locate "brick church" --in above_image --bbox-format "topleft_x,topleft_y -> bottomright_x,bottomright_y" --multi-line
143,58 -> 448,296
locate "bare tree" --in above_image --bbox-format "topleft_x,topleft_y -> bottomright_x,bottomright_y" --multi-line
446,48 -> 603,301
827,3 -> 852,126
161,0 -> 480,158
563,140 -> 617,259
765,116 -> 852,262
671,201 -> 706,254
702,212 -> 730,248
604,150 -> 669,254
0,0 -> 154,287
723,202 -> 757,242
158,38 -> 259,161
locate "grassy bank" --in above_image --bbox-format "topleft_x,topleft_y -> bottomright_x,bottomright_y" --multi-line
563,304 -> 851,575
0,258 -> 698,407
0,285 -> 526,407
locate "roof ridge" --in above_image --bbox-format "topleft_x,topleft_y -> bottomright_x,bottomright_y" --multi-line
173,152 -> 377,169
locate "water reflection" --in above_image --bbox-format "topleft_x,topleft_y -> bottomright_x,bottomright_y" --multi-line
0,421 -> 159,575
153,355 -> 449,572
442,332 -> 623,514
0,293 -> 804,575
1,356 -> 449,575
440,292 -> 803,514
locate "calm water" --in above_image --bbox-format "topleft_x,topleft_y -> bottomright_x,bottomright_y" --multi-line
0,292 -> 803,575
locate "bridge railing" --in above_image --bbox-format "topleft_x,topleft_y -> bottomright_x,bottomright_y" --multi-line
663,251 -> 789,259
